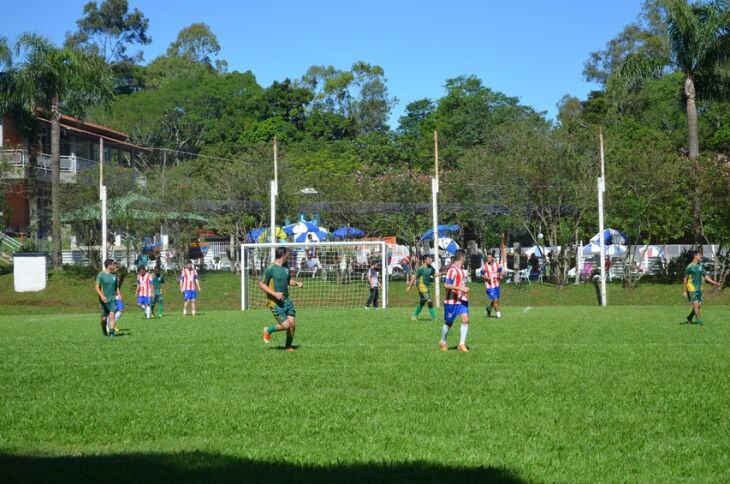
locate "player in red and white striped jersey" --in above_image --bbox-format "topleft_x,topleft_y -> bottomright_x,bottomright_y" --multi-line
440,249 -> 471,353
136,266 -> 153,319
481,253 -> 504,318
179,260 -> 201,316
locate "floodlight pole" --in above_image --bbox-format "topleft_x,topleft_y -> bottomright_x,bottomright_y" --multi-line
598,129 -> 607,306
99,137 -> 107,265
270,138 -> 279,261
432,130 -> 440,308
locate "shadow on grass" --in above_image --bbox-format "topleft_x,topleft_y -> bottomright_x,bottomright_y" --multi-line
0,452 -> 525,483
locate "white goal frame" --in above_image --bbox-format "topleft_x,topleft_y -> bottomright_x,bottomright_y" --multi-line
241,240 -> 388,310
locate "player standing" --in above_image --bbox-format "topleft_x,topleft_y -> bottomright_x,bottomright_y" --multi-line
407,254 -> 442,321
260,247 -> 303,352
94,258 -> 121,337
439,249 -> 471,353
682,250 -> 720,325
136,266 -> 153,319
364,260 -> 381,309
179,260 -> 201,316
481,252 -> 504,318
151,266 -> 166,318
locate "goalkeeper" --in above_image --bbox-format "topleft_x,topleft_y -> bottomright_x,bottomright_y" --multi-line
407,254 -> 442,321
260,247 -> 303,352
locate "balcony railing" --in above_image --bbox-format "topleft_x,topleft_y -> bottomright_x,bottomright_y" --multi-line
1,149 -> 98,174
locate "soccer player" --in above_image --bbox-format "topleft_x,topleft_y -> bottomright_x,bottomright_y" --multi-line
481,252 -> 504,318
94,258 -> 121,337
407,254 -> 442,321
136,266 -> 153,319
364,260 -> 381,309
151,266 -> 166,318
260,247 -> 303,352
682,250 -> 720,325
440,249 -> 471,353
179,260 -> 201,316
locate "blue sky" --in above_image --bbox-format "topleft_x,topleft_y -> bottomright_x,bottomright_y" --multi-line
3,1 -> 643,125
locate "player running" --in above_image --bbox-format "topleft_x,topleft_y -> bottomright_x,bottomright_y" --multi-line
179,260 -> 201,316
136,266 -> 153,319
439,249 -> 471,353
151,266 -> 166,318
481,252 -> 504,318
682,250 -> 720,325
94,258 -> 121,337
260,247 -> 303,352
407,254 -> 442,321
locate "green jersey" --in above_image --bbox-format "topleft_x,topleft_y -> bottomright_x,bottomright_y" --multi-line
96,271 -> 118,302
151,274 -> 165,296
685,263 -> 705,293
415,265 -> 436,292
262,263 -> 291,307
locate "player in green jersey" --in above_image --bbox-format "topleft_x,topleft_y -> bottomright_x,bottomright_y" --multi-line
682,250 -> 720,325
94,259 -> 121,337
407,254 -> 442,321
150,266 -> 166,318
260,247 -> 304,352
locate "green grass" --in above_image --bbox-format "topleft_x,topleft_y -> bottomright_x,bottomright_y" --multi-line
2,271 -> 729,315
1,305 -> 729,482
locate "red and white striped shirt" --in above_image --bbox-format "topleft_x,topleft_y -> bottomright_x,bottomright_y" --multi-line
481,261 -> 503,289
444,265 -> 468,304
137,272 -> 152,297
179,268 -> 199,290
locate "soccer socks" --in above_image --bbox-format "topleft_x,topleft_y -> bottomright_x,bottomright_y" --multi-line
158,303 -> 163,317
687,309 -> 695,322
414,304 -> 424,316
428,307 -> 436,320
145,306 -> 151,319
266,324 -> 278,335
285,334 -> 293,348
459,323 -> 469,345
441,324 -> 450,343
496,311 -> 502,318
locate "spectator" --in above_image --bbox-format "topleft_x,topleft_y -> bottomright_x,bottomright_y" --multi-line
528,253 -> 540,280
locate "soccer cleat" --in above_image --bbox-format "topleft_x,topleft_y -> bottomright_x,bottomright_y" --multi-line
285,347 -> 296,353
364,306 -> 370,310
457,344 -> 469,353
695,319 -> 704,325
486,306 -> 492,317
439,341 -> 448,352
263,327 -> 271,343
411,316 -> 418,321
685,317 -> 693,324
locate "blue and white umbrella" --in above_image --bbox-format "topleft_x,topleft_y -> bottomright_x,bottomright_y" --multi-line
420,224 -> 460,241
582,242 -> 602,256
294,228 -> 328,243
437,237 -> 460,255
606,244 -> 627,256
283,221 -> 319,236
590,228 -> 628,245
332,226 -> 365,238
246,227 -> 266,242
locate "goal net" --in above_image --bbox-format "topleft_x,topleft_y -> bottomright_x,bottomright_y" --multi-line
241,241 -> 388,310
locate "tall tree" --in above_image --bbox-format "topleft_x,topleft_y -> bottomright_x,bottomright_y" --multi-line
0,34 -> 113,268
166,23 -> 224,71
65,0 -> 150,63
613,0 -> 730,242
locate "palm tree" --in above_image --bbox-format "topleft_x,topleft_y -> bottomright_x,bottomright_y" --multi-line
613,0 -> 730,242
0,34 -> 112,268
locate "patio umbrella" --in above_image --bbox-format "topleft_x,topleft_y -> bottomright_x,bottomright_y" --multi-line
437,237 -> 460,255
582,242 -> 602,256
420,224 -> 460,241
332,226 -> 365,238
246,227 -> 266,243
294,228 -> 329,243
606,244 -> 627,256
257,226 -> 287,243
524,245 -> 546,257
590,228 -> 628,245
283,221 -> 319,236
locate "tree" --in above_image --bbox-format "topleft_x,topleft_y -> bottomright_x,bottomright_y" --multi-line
613,0 -> 730,242
65,0 -> 150,64
167,23 -> 223,70
0,34 -> 113,268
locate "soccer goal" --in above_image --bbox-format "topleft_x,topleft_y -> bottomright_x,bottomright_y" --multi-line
241,241 -> 388,310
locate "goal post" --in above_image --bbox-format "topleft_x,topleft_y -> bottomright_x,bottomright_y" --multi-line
241,241 -> 388,310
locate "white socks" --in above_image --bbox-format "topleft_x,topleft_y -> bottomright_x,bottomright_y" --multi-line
496,312 -> 502,318
460,323 -> 469,345
114,311 -> 122,322
145,306 -> 151,319
441,324 -> 450,343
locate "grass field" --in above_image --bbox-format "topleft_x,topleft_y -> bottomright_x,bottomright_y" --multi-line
1,304 -> 729,483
